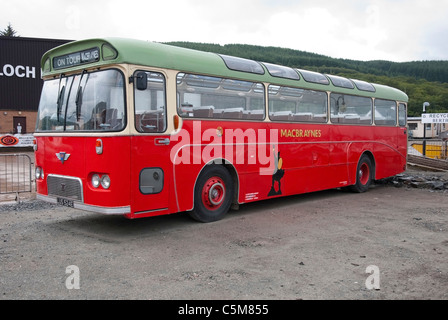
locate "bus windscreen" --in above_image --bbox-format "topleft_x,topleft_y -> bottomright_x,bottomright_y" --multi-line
36,69 -> 126,132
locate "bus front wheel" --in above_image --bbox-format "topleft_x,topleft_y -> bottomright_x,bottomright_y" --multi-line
351,155 -> 373,193
190,165 -> 234,223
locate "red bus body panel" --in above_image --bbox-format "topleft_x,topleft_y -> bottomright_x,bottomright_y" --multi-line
35,136 -> 131,210
169,120 -> 406,213
36,120 -> 406,219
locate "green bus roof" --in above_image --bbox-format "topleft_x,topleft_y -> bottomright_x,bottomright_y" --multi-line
41,38 -> 408,103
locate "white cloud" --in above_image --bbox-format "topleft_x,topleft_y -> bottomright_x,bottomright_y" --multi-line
1,0 -> 448,62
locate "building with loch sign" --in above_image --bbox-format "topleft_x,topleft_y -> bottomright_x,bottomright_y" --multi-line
0,37 -> 70,144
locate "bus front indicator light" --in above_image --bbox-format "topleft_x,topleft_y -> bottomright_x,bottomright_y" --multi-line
96,139 -> 103,155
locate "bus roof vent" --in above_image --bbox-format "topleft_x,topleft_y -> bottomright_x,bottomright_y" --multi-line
327,74 -> 355,89
219,54 -> 265,75
352,79 -> 376,92
263,62 -> 300,80
297,69 -> 329,85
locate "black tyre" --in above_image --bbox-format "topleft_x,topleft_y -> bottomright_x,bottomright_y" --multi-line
190,165 -> 233,223
350,155 -> 373,193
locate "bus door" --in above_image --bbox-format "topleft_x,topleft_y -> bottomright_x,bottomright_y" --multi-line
130,70 -> 171,217
130,136 -> 172,217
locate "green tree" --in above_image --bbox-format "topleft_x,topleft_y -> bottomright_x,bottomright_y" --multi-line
0,23 -> 19,37
166,41 -> 448,115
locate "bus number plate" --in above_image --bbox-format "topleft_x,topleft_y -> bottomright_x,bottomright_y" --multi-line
57,197 -> 74,208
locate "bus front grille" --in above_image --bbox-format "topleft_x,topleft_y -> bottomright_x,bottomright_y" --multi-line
47,175 -> 83,201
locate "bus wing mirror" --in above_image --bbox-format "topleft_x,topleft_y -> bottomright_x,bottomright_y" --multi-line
136,72 -> 148,91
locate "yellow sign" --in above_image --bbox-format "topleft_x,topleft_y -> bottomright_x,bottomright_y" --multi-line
280,129 -> 322,138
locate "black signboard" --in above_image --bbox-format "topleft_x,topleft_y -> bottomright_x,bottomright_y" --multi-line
0,37 -> 70,111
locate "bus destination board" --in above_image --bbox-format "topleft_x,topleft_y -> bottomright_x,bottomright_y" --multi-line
53,47 -> 100,70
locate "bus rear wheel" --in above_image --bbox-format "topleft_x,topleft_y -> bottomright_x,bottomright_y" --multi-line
190,165 -> 234,223
351,155 -> 373,193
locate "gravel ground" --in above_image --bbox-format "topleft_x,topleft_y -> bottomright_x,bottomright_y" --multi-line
0,167 -> 447,301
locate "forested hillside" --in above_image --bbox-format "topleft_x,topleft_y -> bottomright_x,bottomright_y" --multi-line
166,42 -> 448,117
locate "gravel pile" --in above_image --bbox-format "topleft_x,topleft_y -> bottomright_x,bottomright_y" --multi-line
378,171 -> 448,191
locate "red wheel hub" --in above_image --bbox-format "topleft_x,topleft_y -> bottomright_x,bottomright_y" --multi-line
359,163 -> 370,185
202,177 -> 226,210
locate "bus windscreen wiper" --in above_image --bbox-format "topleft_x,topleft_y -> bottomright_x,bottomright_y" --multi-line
56,73 -> 66,122
75,70 -> 88,121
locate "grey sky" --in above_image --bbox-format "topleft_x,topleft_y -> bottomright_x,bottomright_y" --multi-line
2,0 -> 448,62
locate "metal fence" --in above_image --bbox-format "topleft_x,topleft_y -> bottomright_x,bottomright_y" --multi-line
0,154 -> 33,196
408,139 -> 448,160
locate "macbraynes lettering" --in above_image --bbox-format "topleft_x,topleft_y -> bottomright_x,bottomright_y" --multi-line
281,128 -> 322,138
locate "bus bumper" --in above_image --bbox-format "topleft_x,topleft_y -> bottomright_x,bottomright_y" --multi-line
36,194 -> 131,215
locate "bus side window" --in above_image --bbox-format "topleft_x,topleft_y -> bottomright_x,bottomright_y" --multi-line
375,99 -> 397,126
330,93 -> 372,125
269,85 -> 327,123
134,71 -> 167,133
176,73 -> 265,120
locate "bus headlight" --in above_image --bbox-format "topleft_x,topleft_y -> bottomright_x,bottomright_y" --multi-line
101,175 -> 111,189
35,167 -> 44,180
92,174 -> 101,188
